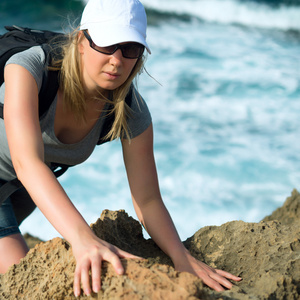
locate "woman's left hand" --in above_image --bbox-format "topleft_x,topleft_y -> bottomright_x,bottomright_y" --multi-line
173,250 -> 242,291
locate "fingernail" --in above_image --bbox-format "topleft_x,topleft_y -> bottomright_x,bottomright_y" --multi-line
74,289 -> 80,297
117,268 -> 123,275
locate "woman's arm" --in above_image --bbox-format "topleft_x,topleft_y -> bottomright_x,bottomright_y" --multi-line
4,64 -> 90,243
4,64 -> 139,296
122,124 -> 241,291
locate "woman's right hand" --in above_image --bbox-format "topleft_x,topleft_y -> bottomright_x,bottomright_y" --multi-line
72,234 -> 142,297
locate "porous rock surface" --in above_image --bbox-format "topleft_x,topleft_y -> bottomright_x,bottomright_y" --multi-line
0,190 -> 299,299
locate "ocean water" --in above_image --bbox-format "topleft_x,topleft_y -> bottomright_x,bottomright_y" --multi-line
1,0 -> 300,241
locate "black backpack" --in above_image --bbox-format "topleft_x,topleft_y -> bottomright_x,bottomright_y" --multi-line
0,25 -> 132,204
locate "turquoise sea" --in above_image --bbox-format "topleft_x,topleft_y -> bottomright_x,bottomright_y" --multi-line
1,0 -> 300,240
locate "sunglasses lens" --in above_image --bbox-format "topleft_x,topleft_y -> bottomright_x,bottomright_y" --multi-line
122,43 -> 145,59
92,43 -> 117,55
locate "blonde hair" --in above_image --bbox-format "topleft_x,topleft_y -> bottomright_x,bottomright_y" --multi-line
49,29 -> 145,141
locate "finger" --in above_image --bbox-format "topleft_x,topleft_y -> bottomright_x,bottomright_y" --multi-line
209,271 -> 234,290
91,257 -> 102,294
115,248 -> 143,260
200,273 -> 225,292
81,261 -> 92,296
103,251 -> 124,275
215,269 -> 242,281
73,267 -> 82,297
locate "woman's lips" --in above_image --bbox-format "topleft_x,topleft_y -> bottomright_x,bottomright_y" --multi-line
104,72 -> 120,80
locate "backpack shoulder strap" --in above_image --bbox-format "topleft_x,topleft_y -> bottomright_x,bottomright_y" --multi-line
0,45 -> 60,119
0,25 -> 63,119
0,25 -> 62,85
38,44 -> 60,118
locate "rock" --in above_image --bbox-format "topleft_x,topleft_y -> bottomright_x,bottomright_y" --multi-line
23,232 -> 44,249
1,190 -> 300,299
262,189 -> 300,225
184,220 -> 300,299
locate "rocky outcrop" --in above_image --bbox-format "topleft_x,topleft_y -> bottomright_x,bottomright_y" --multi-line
0,190 -> 299,299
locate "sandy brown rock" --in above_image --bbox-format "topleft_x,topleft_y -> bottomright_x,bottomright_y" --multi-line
0,190 -> 300,299
184,220 -> 300,299
23,232 -> 44,249
0,211 -> 207,300
262,188 -> 300,225
0,237 -> 75,299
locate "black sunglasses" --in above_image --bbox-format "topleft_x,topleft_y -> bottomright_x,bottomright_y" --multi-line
83,31 -> 144,59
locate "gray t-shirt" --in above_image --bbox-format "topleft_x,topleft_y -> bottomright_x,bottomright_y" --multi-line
0,46 -> 151,181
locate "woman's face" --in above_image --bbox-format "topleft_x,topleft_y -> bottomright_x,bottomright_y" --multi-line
78,32 -> 138,95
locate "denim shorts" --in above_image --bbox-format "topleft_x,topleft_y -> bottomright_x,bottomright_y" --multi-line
0,179 -> 36,238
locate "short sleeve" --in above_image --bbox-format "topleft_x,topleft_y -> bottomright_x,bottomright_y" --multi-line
5,46 -> 46,92
126,87 -> 152,139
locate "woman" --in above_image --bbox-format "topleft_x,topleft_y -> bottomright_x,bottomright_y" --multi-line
0,0 -> 241,296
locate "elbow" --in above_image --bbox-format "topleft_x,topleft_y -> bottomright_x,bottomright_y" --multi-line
8,140 -> 45,182
11,155 -> 44,182
11,157 -> 30,181
13,160 -> 27,181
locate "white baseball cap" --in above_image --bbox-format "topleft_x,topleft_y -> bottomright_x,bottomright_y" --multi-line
80,0 -> 151,54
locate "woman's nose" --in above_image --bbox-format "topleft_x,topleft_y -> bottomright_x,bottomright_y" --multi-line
110,49 -> 123,65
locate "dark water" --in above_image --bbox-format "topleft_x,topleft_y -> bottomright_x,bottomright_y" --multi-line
0,0 -> 84,32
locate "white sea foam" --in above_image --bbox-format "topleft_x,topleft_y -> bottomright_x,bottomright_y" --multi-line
142,0 -> 300,31
80,0 -> 300,31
